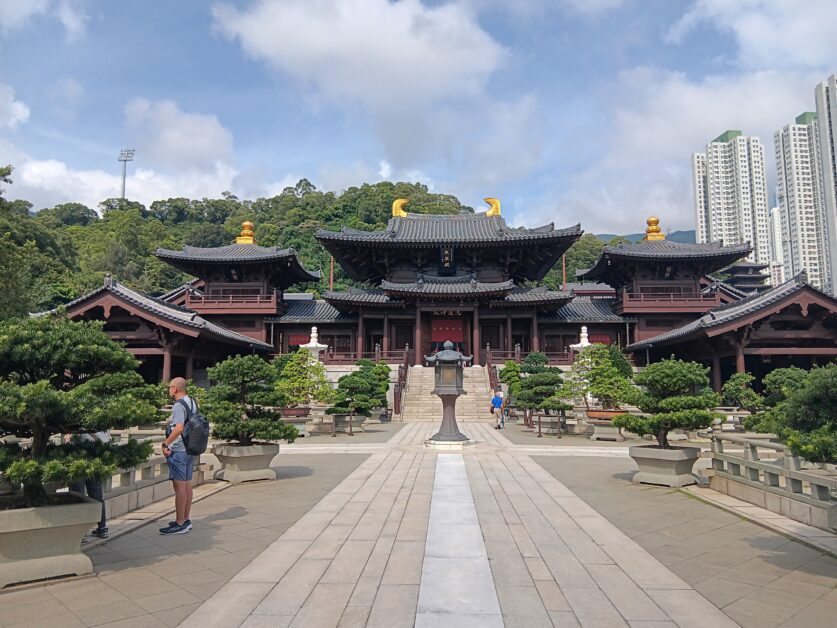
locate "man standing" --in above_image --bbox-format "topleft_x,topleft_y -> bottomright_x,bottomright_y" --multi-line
159,377 -> 195,535
491,390 -> 505,429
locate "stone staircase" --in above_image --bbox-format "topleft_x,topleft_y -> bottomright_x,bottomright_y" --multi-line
398,365 -> 496,422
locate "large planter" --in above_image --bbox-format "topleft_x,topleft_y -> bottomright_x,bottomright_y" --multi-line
628,445 -> 701,487
0,493 -> 100,588
333,414 -> 366,434
585,409 -> 624,420
589,420 -> 625,442
212,443 -> 281,484
279,407 -> 310,418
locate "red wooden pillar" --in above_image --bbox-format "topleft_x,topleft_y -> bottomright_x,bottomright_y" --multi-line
414,308 -> 422,366
162,347 -> 172,383
505,313 -> 513,352
711,352 -> 721,392
735,344 -> 745,373
472,308 -> 480,365
382,314 -> 390,354
531,310 -> 540,352
185,351 -> 194,380
356,314 -> 364,356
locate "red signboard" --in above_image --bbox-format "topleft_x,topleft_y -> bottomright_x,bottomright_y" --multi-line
589,334 -> 612,345
431,318 -> 464,342
287,333 -> 310,346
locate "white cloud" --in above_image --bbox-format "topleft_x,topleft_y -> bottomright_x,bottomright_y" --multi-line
465,0 -> 623,18
537,67 -> 819,234
124,98 -> 234,171
378,160 -> 392,180
669,0 -> 837,70
0,0 -> 88,42
211,0 -> 505,113
0,83 -> 30,129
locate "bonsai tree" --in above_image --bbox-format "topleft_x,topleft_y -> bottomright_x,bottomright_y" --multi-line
516,353 -> 572,416
205,355 -> 298,446
752,365 -> 836,463
762,366 -> 809,407
613,357 -> 721,448
722,372 -> 764,412
0,317 -> 157,507
326,360 -> 389,418
275,349 -> 334,406
499,360 -> 522,402
566,344 -> 633,410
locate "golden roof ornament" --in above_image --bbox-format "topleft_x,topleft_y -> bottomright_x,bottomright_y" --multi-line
392,198 -> 409,217
235,221 -> 256,244
484,197 -> 501,216
643,216 -> 665,241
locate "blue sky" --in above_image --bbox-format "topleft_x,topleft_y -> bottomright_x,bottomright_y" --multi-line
1,0 -> 835,232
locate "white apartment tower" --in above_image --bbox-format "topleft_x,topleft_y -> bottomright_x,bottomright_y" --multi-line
692,130 -> 770,266
774,112 -> 830,291
815,74 -> 837,295
768,206 -> 786,285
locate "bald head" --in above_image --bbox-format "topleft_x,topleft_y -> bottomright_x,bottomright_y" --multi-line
170,377 -> 187,393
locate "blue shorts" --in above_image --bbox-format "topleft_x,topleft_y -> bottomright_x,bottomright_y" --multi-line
168,450 -> 194,481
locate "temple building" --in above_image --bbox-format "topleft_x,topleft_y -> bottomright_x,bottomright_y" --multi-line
47,201 -> 837,385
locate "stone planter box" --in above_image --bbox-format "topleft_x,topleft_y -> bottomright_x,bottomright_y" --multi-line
212,443 -> 281,484
281,415 -> 310,437
332,414 -> 367,434
628,445 -> 701,487
0,493 -> 101,588
589,420 -> 625,442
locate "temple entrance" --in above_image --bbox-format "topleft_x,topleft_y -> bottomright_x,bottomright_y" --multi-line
430,317 -> 466,353
481,323 -> 502,352
394,324 -> 413,350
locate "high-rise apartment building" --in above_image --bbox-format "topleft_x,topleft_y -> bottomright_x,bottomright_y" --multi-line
815,74 -> 837,295
768,206 -> 786,285
774,112 -> 830,290
692,131 -> 770,266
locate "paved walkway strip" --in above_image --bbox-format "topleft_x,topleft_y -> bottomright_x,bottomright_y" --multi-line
416,454 -> 502,627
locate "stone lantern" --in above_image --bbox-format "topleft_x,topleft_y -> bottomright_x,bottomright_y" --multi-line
425,340 -> 472,445
300,326 -> 328,361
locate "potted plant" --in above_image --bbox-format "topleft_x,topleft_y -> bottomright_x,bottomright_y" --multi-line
364,360 -> 393,423
515,353 -> 571,436
326,362 -> 385,434
205,355 -> 298,484
499,360 -> 522,421
274,349 -> 334,417
722,372 -> 764,413
613,358 -> 721,487
0,317 -> 156,587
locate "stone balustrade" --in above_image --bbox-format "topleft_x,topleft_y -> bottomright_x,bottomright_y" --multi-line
709,433 -> 837,531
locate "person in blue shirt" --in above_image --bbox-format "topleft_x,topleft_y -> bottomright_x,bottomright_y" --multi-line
490,391 -> 505,429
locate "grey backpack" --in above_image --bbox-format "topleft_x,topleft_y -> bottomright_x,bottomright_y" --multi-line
177,398 -> 210,455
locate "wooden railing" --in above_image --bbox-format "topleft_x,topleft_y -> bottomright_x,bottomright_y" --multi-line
393,351 -> 410,416
487,349 -> 574,366
485,350 -> 500,393
710,434 -> 837,530
318,350 -> 408,365
186,292 -> 278,310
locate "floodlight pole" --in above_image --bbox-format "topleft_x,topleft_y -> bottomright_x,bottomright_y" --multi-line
118,149 -> 135,200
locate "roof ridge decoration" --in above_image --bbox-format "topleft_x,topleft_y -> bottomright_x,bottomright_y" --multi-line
643,216 -> 665,241
392,199 -> 408,217
484,197 -> 501,216
235,221 -> 255,244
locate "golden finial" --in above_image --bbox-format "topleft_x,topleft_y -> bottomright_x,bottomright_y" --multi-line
484,197 -> 501,216
643,216 -> 665,241
235,221 -> 256,244
392,198 -> 409,217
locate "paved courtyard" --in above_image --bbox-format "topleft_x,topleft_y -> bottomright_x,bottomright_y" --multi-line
2,422 -> 836,627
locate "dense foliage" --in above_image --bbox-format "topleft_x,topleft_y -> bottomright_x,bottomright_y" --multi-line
275,349 -> 334,407
498,360 -> 522,402
722,372 -> 764,412
565,343 -> 634,409
743,366 -> 837,463
515,353 -> 572,414
0,164 -> 611,319
613,358 -> 720,448
204,355 -> 297,446
327,359 -> 391,417
0,317 -> 157,506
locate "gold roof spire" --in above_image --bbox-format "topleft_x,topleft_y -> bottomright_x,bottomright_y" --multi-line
235,221 -> 256,244
484,197 -> 501,216
392,198 -> 409,217
643,216 -> 665,241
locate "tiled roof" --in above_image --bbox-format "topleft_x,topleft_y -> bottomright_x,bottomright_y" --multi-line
626,273 -> 819,350
268,300 -> 357,323
155,244 -> 321,282
498,287 -> 573,305
316,214 -> 581,245
564,282 -> 616,294
538,297 -> 628,323
42,278 -> 273,350
578,240 -> 751,283
159,279 -> 202,302
381,276 -> 515,296
324,289 -> 399,307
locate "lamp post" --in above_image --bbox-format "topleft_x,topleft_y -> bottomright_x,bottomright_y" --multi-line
118,148 -> 135,200
425,340 -> 471,444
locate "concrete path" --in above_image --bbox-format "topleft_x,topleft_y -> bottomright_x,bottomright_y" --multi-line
6,421 -> 837,627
